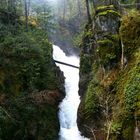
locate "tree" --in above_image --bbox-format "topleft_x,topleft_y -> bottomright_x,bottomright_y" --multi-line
85,0 -> 91,22
135,0 -> 140,10
77,0 -> 82,16
24,0 -> 28,31
63,0 -> 66,20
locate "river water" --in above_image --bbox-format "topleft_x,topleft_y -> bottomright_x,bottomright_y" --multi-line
53,45 -> 89,140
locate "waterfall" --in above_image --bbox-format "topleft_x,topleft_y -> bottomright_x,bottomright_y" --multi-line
53,45 -> 89,140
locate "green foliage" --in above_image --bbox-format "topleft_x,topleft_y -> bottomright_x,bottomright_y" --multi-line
84,77 -> 102,121
97,39 -> 116,64
96,5 -> 120,17
120,10 -> 140,59
111,122 -> 122,134
74,27 -> 93,49
0,94 -> 60,140
78,7 -> 140,140
96,5 -> 115,11
73,31 -> 84,47
112,49 -> 140,139
0,10 -> 63,139
122,120 -> 134,140
97,34 -> 121,67
114,14 -> 140,140
120,0 -> 135,4
31,0 -> 53,31
79,25 -> 94,74
0,23 -> 61,95
80,54 -> 92,74
98,10 -> 121,17
124,51 -> 140,114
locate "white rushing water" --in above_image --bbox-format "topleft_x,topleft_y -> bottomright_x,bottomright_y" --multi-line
53,45 -> 89,140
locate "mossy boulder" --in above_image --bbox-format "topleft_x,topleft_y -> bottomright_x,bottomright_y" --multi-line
95,5 -> 120,34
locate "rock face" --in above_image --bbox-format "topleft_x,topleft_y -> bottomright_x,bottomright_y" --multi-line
29,90 -> 64,105
78,2 -> 140,140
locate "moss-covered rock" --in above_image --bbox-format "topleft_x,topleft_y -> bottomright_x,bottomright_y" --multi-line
120,10 -> 140,59
78,5 -> 140,140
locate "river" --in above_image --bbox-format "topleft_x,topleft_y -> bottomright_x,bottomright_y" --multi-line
53,45 -> 89,140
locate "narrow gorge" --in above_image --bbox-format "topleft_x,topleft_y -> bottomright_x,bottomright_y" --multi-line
0,0 -> 140,140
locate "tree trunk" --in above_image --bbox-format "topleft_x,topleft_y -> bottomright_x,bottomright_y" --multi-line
27,0 -> 30,16
24,0 -> 28,31
85,0 -> 91,22
136,0 -> 140,10
77,0 -> 81,16
92,0 -> 96,11
43,6 -> 46,30
63,0 -> 66,20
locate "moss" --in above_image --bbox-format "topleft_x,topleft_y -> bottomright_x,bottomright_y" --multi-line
97,46 -> 116,65
97,39 -> 113,45
112,49 -> 140,139
79,24 -> 94,75
109,34 -> 120,42
84,28 -> 94,38
120,10 -> 140,59
84,79 -> 102,121
96,35 -> 121,67
112,13 -> 140,139
96,5 -> 115,12
96,5 -> 120,17
98,10 -> 121,17
79,9 -> 140,140
80,54 -> 93,74
122,120 -> 134,140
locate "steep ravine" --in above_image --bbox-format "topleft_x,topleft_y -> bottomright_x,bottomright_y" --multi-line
77,2 -> 140,140
0,12 -> 65,139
